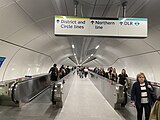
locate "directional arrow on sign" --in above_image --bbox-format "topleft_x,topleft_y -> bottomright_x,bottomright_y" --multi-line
56,19 -> 60,23
91,21 -> 94,24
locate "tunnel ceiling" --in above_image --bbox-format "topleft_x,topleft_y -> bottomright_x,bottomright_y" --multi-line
0,0 -> 159,67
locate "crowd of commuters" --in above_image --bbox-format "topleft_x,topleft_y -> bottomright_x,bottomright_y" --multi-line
93,67 -> 129,106
49,64 -> 159,120
92,66 -> 159,120
77,66 -> 89,78
48,64 -> 74,104
49,64 -> 74,82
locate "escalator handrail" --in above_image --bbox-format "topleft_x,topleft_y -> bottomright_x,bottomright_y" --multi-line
10,71 -> 75,104
11,81 -> 19,104
10,74 -> 50,104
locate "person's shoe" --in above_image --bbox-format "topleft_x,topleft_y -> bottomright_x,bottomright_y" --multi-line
121,104 -> 125,107
52,101 -> 56,105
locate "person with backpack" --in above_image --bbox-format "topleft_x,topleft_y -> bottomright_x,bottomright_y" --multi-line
49,64 -> 59,105
49,64 -> 59,81
59,65 -> 66,79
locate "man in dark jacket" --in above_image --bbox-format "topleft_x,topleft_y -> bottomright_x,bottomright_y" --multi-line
49,64 -> 59,105
49,64 -> 59,81
131,72 -> 155,120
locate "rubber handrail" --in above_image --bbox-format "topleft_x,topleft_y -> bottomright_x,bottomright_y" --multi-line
89,70 -> 160,87
11,82 -> 19,104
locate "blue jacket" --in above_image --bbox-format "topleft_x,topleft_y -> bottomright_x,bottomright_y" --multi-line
131,80 -> 153,108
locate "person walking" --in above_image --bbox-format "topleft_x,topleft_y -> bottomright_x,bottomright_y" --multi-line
131,72 -> 154,120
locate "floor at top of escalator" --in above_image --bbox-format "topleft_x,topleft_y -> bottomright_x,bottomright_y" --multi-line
0,89 -> 61,120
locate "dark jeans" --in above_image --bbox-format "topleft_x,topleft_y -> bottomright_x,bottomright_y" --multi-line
84,72 -> 88,78
51,83 -> 56,104
136,103 -> 151,120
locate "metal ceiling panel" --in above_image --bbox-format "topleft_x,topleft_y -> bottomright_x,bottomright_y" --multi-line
80,0 -> 96,5
53,0 -> 68,15
92,5 -> 106,17
64,0 -> 75,15
86,49 -> 96,56
127,0 -> 149,17
80,3 -> 94,17
83,56 -> 96,65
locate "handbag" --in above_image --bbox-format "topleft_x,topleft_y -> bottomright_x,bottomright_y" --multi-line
150,91 -> 157,104
146,81 -> 157,104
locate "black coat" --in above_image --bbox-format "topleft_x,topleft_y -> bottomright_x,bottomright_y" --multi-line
131,80 -> 153,108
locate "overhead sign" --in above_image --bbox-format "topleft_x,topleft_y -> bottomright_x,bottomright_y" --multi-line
54,16 -> 148,38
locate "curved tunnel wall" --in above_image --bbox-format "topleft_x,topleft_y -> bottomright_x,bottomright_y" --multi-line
0,1 -> 74,81
86,0 -> 160,82
0,41 -> 53,81
0,0 -> 160,83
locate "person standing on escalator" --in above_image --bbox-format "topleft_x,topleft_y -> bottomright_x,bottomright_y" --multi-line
131,72 -> 154,120
84,67 -> 88,78
49,64 -> 59,104
117,69 -> 128,107
49,64 -> 59,82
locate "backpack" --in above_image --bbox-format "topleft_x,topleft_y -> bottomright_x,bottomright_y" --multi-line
51,67 -> 57,76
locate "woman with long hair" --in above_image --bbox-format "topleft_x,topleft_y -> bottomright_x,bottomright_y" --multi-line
117,69 -> 128,107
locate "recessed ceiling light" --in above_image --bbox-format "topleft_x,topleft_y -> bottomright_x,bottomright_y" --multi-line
72,44 -> 75,48
95,45 -> 99,49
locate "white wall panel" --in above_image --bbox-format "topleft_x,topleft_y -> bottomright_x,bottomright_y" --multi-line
17,0 -> 57,21
3,48 -> 53,81
112,52 -> 160,82
54,53 -> 72,64
36,17 -> 54,37
115,40 -> 154,57
144,27 -> 160,50
0,42 -> 19,81
41,57 -> 54,72
0,0 -> 13,8
0,39 -> 53,81
0,3 -> 33,39
24,34 -> 54,53
7,23 -> 43,45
